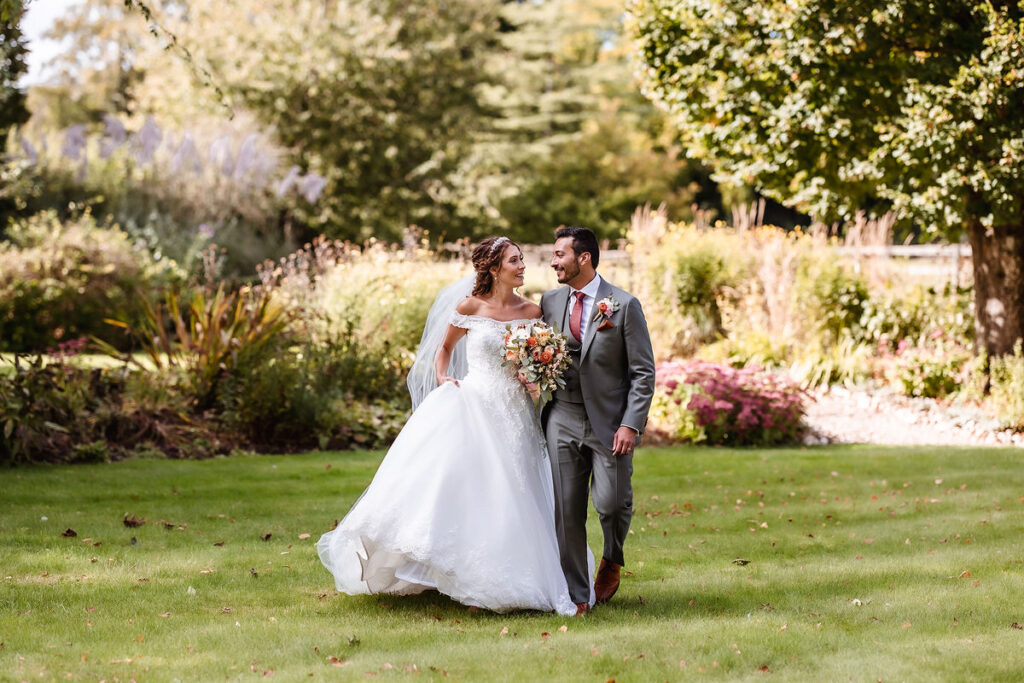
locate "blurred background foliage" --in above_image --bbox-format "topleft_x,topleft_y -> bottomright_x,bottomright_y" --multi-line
2,0 -> 737,255
3,0 -> 1023,462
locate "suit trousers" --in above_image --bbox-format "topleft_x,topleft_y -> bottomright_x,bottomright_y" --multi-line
545,399 -> 633,604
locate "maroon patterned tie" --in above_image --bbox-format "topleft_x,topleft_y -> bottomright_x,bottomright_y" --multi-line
569,291 -> 585,342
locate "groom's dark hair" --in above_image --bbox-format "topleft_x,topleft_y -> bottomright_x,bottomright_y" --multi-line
555,225 -> 600,268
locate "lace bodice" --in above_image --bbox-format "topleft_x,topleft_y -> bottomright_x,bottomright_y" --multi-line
450,314 -> 538,392
449,313 -> 545,470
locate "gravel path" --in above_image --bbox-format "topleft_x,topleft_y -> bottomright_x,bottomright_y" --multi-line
804,386 -> 1024,447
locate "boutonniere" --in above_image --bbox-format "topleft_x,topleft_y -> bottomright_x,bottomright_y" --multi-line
592,296 -> 620,331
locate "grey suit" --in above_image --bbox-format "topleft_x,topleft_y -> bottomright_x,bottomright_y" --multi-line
541,279 -> 656,604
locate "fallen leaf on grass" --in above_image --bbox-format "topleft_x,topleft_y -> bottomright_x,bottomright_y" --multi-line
213,541 -> 225,547
327,656 -> 349,667
732,558 -> 750,566
250,568 -> 259,578
199,569 -> 214,574
61,528 -> 77,537
1012,622 -> 1023,630
260,533 -> 272,541
160,612 -> 171,618
123,514 -> 145,528
221,606 -> 232,613
541,632 -> 550,639
499,627 -> 508,637
298,533 -> 311,540
558,625 -> 568,633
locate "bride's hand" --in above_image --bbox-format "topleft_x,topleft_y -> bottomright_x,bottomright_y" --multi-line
437,374 -> 460,387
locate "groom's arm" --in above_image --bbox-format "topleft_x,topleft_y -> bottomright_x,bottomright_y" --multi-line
620,296 -> 656,436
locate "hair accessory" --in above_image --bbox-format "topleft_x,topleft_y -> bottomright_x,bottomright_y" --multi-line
488,236 -> 509,253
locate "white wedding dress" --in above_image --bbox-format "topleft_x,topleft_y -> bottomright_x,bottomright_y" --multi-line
317,313 -> 590,616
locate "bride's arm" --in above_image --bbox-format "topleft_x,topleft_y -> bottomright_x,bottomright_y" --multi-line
436,323 -> 468,386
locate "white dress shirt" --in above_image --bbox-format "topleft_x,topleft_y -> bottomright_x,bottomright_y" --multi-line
566,274 -> 603,342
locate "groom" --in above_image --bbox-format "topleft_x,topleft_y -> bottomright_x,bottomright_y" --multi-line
541,226 -> 656,616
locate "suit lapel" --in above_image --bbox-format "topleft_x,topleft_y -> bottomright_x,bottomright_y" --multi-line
553,286 -> 571,334
580,279 -> 613,361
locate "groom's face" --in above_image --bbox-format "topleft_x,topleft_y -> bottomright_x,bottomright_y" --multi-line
551,237 -> 582,285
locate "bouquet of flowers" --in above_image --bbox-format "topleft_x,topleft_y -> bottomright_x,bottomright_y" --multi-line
502,321 -> 572,405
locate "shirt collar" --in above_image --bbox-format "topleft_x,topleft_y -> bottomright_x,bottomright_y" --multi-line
571,274 -> 602,300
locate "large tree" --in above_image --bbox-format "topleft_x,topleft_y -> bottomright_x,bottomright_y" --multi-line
476,0 -> 721,239
221,0 -> 498,242
628,0 -> 1024,356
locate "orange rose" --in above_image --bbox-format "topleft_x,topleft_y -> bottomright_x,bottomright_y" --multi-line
598,302 -> 609,313
540,351 -> 553,363
527,336 -> 538,347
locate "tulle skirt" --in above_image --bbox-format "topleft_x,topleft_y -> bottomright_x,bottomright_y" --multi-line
317,381 -> 590,616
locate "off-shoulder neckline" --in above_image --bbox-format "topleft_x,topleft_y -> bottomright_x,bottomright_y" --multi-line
453,313 -> 542,325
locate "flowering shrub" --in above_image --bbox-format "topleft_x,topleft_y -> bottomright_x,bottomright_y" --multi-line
653,360 -> 809,446
888,344 -> 970,399
0,211 -> 184,351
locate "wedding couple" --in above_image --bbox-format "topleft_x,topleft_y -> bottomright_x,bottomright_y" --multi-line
317,226 -> 656,617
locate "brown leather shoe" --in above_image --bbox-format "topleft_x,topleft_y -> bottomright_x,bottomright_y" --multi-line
574,602 -> 590,616
594,557 -> 622,604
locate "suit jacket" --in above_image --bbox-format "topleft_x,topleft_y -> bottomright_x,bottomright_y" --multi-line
541,278 -> 656,448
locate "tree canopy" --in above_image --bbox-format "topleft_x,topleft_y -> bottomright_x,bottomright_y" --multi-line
628,0 -> 1024,354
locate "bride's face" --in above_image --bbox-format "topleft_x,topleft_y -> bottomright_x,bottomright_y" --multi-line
491,244 -> 526,288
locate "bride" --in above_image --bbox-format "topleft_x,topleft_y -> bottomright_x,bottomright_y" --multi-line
317,236 -> 592,616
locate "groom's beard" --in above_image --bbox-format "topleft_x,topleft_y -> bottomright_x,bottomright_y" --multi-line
554,260 -> 580,284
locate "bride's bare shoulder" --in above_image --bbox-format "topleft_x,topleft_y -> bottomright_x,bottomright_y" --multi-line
518,299 -> 543,319
456,297 -> 483,315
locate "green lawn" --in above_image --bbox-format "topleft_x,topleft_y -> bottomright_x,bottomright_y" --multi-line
2,445 -> 1024,681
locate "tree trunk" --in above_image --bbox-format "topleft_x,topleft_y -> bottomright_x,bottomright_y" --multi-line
967,220 -> 1024,357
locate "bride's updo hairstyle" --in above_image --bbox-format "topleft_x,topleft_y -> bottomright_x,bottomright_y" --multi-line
471,236 -> 520,296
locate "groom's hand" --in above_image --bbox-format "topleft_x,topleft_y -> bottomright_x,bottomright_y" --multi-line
611,426 -> 637,456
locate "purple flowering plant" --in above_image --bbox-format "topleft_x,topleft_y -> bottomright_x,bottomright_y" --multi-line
654,360 -> 809,446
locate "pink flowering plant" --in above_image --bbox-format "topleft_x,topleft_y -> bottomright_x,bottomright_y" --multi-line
653,360 -> 809,446
502,321 -> 572,405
